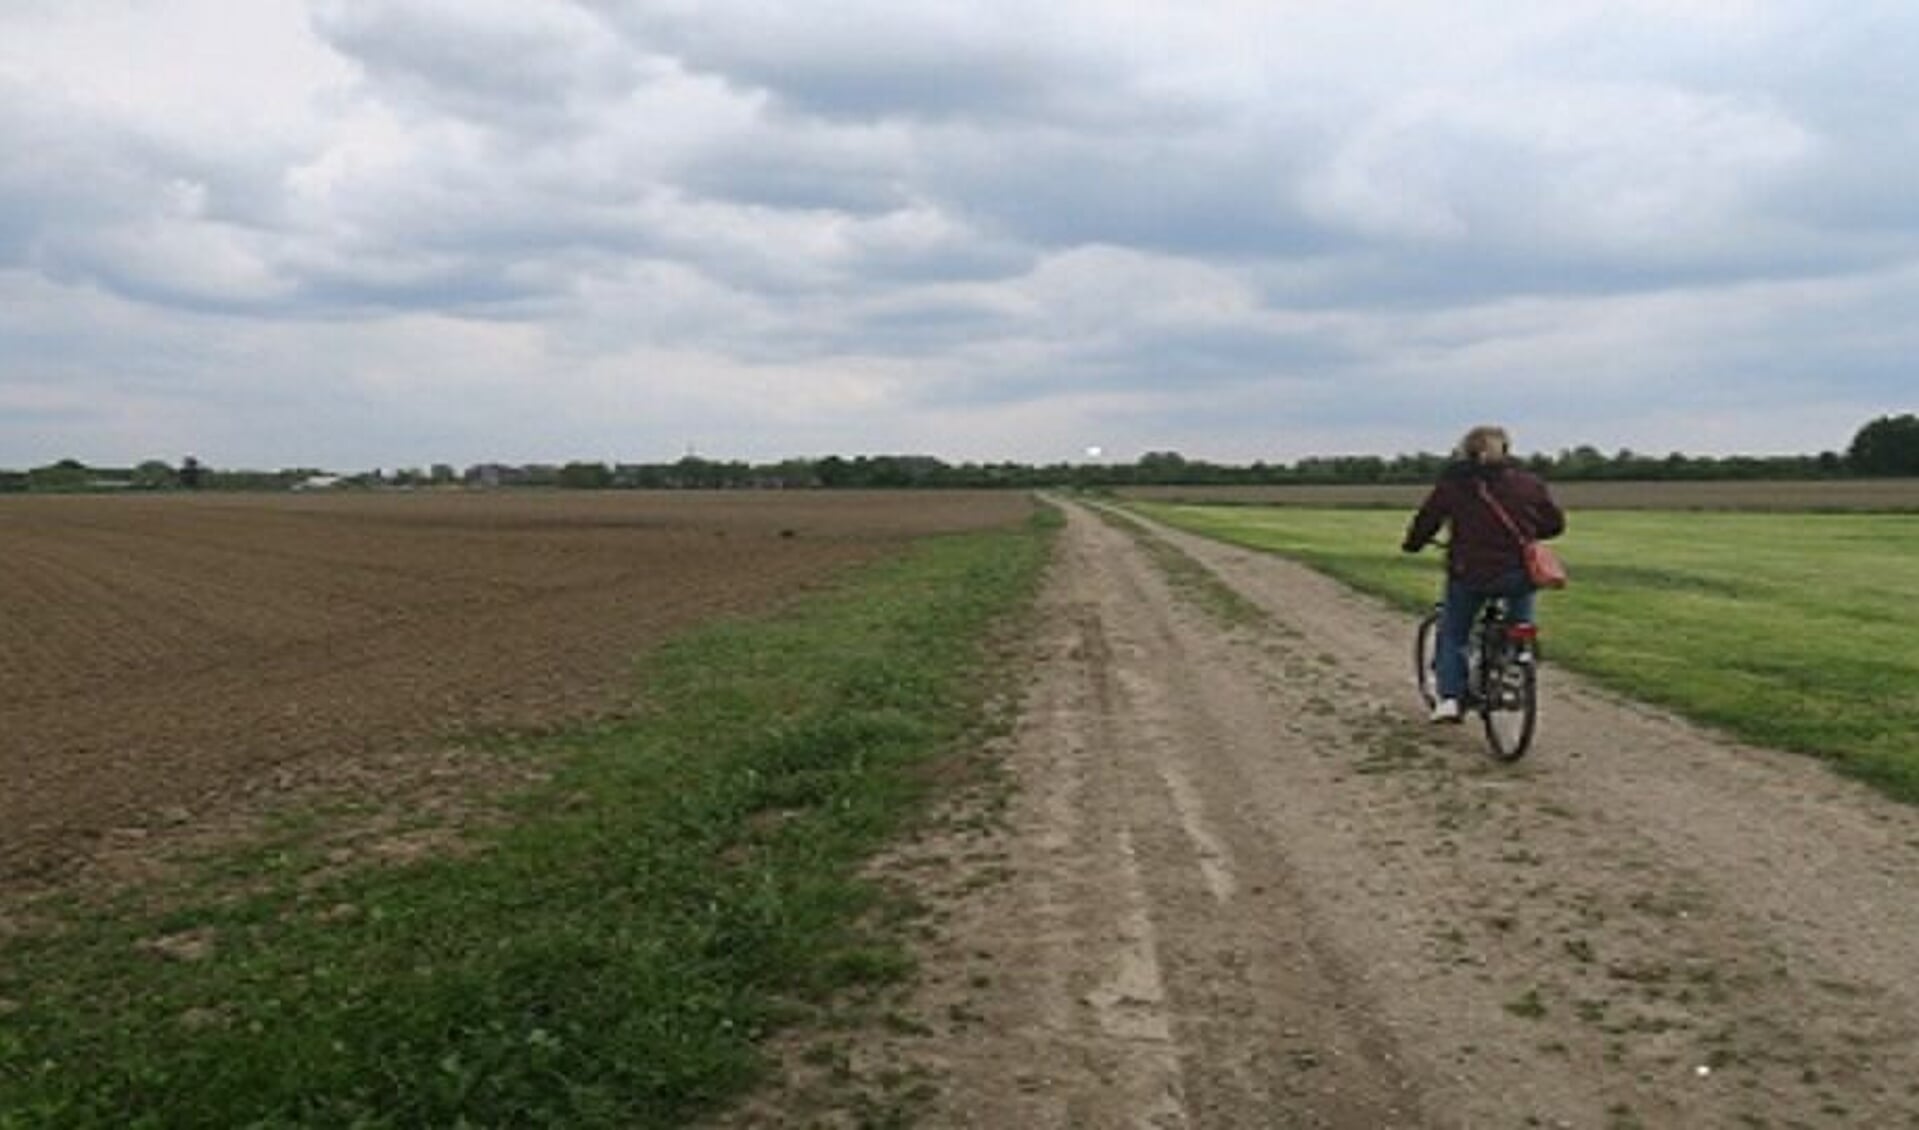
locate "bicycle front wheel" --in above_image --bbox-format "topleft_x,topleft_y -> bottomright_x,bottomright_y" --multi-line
1479,650 -> 1537,760
1413,610 -> 1441,710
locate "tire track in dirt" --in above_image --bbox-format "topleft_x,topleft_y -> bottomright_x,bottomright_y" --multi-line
812,499 -> 1919,1128
850,502 -> 1425,1128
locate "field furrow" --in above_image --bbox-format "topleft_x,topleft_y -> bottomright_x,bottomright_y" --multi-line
0,491 -> 1029,886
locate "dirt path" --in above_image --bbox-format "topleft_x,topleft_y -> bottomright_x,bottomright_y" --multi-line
814,499 -> 1919,1128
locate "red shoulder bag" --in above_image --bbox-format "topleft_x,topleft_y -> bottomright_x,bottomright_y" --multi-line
1475,481 -> 1568,590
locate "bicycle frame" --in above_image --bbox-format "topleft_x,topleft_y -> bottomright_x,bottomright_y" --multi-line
1415,597 -> 1540,760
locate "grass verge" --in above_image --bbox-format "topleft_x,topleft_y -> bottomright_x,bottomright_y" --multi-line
0,508 -> 1060,1129
1084,502 -> 1270,629
1129,501 -> 1919,804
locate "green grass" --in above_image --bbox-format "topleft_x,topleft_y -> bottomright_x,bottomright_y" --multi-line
1130,501 -> 1919,802
0,509 -> 1059,1129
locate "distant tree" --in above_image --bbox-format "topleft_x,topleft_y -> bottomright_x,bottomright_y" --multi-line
867,456 -> 907,487
814,455 -> 852,488
558,461 -> 613,489
1556,445 -> 1607,479
1332,455 -> 1386,482
1387,452 -> 1446,482
1136,451 -> 1189,483
1847,414 -> 1919,476
179,455 -> 203,489
133,459 -> 177,489
28,459 -> 91,491
1660,452 -> 1699,479
765,458 -> 820,488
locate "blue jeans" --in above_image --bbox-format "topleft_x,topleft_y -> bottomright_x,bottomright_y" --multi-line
1436,570 -> 1536,701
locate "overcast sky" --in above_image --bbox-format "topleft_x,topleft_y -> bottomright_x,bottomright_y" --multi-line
2,1 -> 1914,470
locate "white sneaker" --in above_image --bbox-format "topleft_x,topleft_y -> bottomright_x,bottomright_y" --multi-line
1429,698 -> 1462,723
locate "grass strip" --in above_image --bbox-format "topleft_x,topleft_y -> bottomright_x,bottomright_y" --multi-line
1085,502 -> 1271,629
0,508 -> 1059,1129
1129,501 -> 1919,804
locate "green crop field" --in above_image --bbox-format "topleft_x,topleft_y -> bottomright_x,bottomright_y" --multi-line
1129,501 -> 1919,802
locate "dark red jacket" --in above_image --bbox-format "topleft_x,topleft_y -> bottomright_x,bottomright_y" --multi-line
1403,461 -> 1565,584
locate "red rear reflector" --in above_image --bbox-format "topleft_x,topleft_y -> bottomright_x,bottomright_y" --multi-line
1506,623 -> 1539,642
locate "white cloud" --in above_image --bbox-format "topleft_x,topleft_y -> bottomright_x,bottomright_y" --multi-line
1304,80 -> 1812,256
0,0 -> 1914,469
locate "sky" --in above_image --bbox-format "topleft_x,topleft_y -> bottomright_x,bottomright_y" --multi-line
2,1 -> 1915,471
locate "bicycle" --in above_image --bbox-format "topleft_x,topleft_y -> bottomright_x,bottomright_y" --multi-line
1414,598 -> 1540,761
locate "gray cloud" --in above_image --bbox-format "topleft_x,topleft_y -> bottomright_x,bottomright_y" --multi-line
1,1 -> 1915,470
600,1 -> 1126,126
310,1 -> 642,136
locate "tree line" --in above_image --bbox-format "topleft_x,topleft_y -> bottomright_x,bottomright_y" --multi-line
5,414 -> 1915,493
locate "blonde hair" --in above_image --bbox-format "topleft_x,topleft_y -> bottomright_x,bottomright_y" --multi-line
1456,425 -> 1511,464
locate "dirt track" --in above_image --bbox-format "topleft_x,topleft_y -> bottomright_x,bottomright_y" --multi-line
831,499 -> 1919,1128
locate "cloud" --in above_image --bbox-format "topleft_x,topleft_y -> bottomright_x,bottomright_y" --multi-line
1305,80 -> 1813,263
309,1 -> 641,136
1,1 -> 1915,469
601,0 -> 1125,126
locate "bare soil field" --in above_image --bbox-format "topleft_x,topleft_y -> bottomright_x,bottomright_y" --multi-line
1117,478 -> 1919,511
0,490 -> 1030,890
759,499 -> 1919,1128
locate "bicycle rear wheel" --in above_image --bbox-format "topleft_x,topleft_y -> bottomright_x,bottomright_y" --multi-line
1479,647 -> 1537,760
1413,609 -> 1441,710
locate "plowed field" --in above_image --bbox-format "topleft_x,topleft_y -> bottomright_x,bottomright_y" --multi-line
0,490 -> 1030,887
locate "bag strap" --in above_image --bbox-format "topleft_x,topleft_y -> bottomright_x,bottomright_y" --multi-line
1474,478 -> 1532,547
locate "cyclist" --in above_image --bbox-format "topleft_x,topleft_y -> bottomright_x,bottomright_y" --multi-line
1402,425 -> 1566,722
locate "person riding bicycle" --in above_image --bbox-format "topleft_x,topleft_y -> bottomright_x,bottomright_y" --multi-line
1402,425 -> 1566,722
